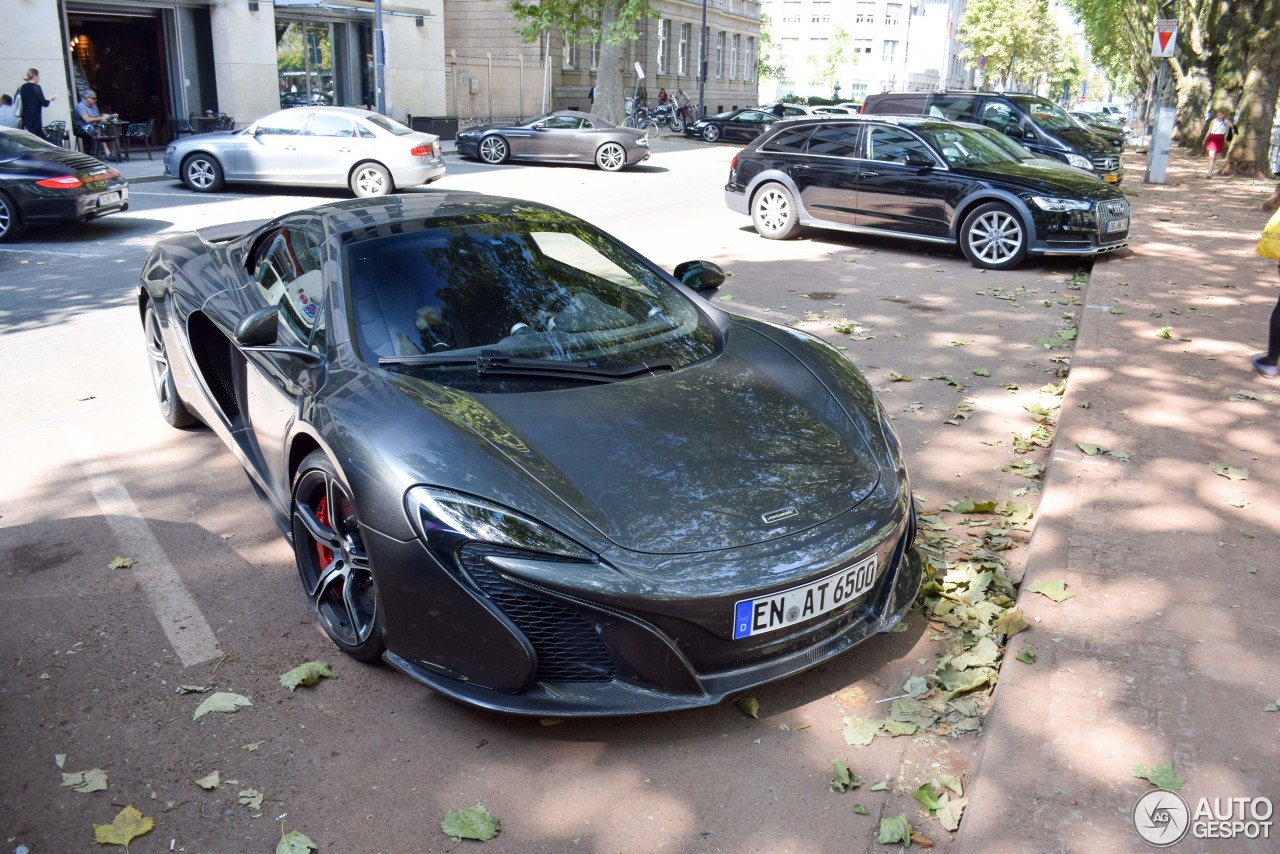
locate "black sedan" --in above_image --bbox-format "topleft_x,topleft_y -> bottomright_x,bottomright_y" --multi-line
455,110 -> 650,171
138,192 -> 921,715
0,126 -> 128,241
726,116 -> 1131,270
685,108 -> 779,143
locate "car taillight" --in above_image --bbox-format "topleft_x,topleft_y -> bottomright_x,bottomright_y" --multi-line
410,143 -> 434,157
731,155 -> 738,170
35,175 -> 84,189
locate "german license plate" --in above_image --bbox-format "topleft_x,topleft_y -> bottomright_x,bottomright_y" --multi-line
1106,218 -> 1129,233
733,554 -> 878,640
98,191 -> 122,206
1103,174 -> 1120,183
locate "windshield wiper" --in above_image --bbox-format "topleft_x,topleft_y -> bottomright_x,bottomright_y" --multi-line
378,350 -> 675,382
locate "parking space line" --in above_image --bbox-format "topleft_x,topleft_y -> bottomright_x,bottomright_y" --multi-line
66,426 -> 223,667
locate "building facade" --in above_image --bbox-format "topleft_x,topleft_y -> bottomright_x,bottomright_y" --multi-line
762,0 -> 972,103
2,0 -> 446,143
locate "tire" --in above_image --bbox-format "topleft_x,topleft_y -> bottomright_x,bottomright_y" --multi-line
751,182 -> 801,240
350,162 -> 393,197
291,450 -> 386,663
0,192 -> 25,242
702,124 -> 721,143
669,115 -> 685,134
960,201 -> 1028,270
478,135 -> 509,164
595,142 -> 627,172
181,153 -> 224,192
143,303 -> 198,428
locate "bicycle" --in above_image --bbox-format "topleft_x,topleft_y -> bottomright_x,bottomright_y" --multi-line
622,103 -> 660,137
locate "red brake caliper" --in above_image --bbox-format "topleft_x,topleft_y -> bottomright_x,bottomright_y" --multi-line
315,495 -> 334,567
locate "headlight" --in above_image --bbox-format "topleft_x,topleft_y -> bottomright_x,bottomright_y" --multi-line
1029,195 -> 1092,212
1065,153 -> 1093,170
405,486 -> 594,561
165,146 -> 175,156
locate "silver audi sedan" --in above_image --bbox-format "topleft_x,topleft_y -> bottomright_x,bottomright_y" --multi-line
164,107 -> 446,197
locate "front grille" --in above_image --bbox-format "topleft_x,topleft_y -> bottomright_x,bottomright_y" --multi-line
1096,199 -> 1130,243
459,545 -> 616,682
1091,154 -> 1121,175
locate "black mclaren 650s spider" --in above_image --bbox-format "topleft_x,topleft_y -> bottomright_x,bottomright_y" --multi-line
137,191 -> 922,715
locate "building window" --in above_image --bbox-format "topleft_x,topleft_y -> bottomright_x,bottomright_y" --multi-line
855,2 -> 875,25
853,39 -> 873,55
590,11 -> 601,71
562,36 -> 577,70
716,31 -> 725,78
731,33 -> 740,80
883,40 -> 898,63
886,4 -> 903,26
679,22 -> 691,76
657,19 -> 669,75
746,36 -> 755,82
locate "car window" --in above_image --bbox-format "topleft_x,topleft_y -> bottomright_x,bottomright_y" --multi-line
0,129 -> 61,157
926,96 -> 977,121
980,101 -> 1020,134
251,223 -> 325,344
1010,96 -> 1076,131
738,111 -> 771,124
256,110 -> 310,136
542,116 -> 583,130
363,113 -> 414,136
343,219 -> 717,379
806,125 -> 861,158
918,126 -> 1019,167
309,114 -> 356,138
865,126 -> 936,164
760,126 -> 814,153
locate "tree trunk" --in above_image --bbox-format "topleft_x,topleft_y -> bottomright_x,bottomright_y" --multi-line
594,1 -> 625,125
1222,0 -> 1280,177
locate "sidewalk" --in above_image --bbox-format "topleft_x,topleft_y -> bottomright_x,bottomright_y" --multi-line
958,151 -> 1280,852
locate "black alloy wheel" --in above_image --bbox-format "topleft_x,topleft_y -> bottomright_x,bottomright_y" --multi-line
0,192 -> 25,242
702,124 -> 721,143
291,451 -> 385,662
960,201 -> 1028,270
144,304 -> 198,428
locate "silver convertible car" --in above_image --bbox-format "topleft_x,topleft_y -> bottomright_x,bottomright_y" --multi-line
164,106 -> 446,197
455,110 -> 650,172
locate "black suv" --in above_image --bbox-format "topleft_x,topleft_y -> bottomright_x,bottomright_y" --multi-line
724,116 -> 1131,270
863,91 -> 1122,183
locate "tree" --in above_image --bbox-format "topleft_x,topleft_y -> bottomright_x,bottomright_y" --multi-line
957,0 -> 1062,92
505,0 -> 656,125
808,27 -> 850,92
757,10 -> 784,82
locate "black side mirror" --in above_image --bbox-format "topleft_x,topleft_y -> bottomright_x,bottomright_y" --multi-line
235,306 -> 279,346
673,260 -> 726,292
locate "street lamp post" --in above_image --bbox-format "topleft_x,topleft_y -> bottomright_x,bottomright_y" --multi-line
374,0 -> 385,114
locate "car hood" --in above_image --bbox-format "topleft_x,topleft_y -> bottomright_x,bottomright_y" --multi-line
958,161 -> 1120,199
1048,125 -> 1114,155
391,327 -> 883,555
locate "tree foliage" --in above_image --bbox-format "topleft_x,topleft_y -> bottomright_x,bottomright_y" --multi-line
757,10 -> 784,82
505,0 -> 656,125
957,0 -> 1071,93
808,27 -> 850,90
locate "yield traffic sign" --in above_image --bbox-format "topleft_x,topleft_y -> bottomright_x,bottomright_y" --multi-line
1152,19 -> 1178,58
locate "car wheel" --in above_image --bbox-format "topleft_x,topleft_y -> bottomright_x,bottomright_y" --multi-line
702,124 -> 721,143
960,202 -> 1028,270
0,192 -> 25,242
751,182 -> 801,240
181,153 -> 224,192
144,303 -> 198,428
478,135 -> 509,164
595,142 -> 627,172
292,450 -> 385,663
350,162 -> 393,197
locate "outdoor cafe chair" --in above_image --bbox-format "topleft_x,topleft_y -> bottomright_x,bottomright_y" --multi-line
124,118 -> 156,161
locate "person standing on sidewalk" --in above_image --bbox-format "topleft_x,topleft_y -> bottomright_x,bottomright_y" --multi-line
16,68 -> 55,138
1202,109 -> 1233,177
1251,206 -> 1280,378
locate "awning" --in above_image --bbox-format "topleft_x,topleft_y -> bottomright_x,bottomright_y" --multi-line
273,0 -> 433,16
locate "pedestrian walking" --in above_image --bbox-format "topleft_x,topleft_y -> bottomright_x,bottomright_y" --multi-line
15,68 -> 56,138
588,84 -> 595,109
1251,205 -> 1280,378
1202,108 -> 1233,177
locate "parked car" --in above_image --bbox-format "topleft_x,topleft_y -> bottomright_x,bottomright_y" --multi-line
0,126 -> 128,242
1067,112 -> 1125,149
137,191 -> 922,715
863,91 -> 1123,183
164,106 -> 445,197
455,110 -> 650,172
1078,101 -> 1126,127
813,106 -> 860,115
725,116 -> 1131,270
685,108 -> 780,143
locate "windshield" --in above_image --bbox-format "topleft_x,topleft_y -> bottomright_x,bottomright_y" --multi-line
345,218 -> 717,379
917,126 -> 1022,168
0,129 -> 61,156
363,114 -> 414,136
1009,96 -> 1077,132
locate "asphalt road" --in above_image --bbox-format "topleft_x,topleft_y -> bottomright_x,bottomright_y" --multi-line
0,142 -> 1096,852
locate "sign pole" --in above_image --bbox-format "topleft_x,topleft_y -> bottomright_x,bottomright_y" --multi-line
375,0 -> 386,115
1144,19 -> 1178,184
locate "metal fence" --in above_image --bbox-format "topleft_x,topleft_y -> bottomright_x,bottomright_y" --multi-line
446,53 -> 547,126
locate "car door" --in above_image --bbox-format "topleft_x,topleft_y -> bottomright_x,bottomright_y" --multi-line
240,109 -> 309,184
854,124 -> 951,238
725,110 -> 776,142
523,115 -> 586,161
241,217 -> 327,501
789,123 -> 860,227
294,112 -> 359,185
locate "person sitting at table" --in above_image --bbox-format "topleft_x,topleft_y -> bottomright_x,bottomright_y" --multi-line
73,90 -> 119,161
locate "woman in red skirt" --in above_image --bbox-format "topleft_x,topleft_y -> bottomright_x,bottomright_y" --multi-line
1203,109 -> 1233,176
